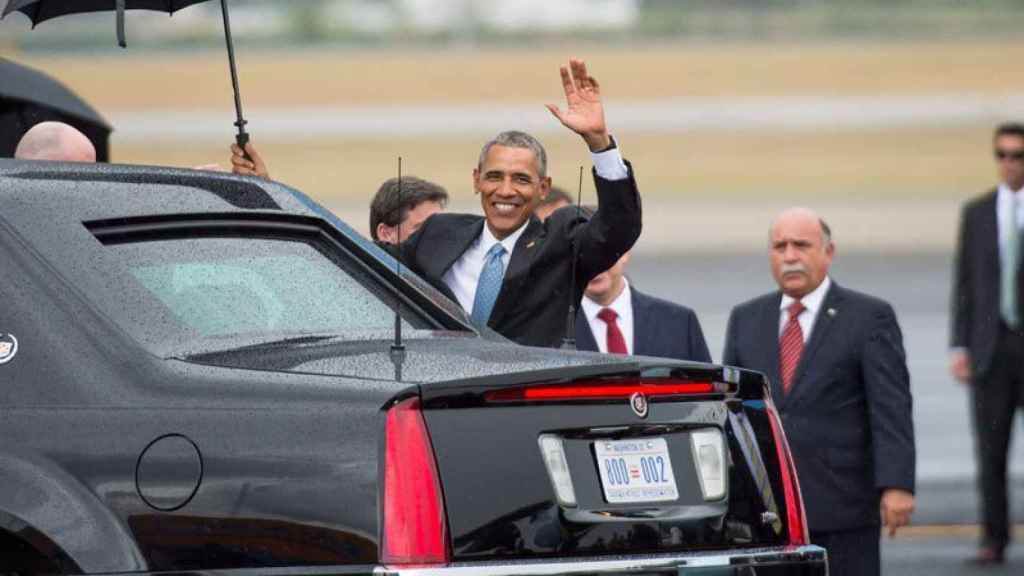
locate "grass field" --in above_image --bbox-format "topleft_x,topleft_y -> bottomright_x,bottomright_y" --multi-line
3,40 -> 1016,210
9,40 -> 1024,110
114,126 -> 996,206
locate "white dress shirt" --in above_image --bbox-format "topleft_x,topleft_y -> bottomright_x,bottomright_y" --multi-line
442,146 -> 629,316
779,276 -> 832,343
581,279 -> 634,354
444,221 -> 527,316
997,183 -> 1024,264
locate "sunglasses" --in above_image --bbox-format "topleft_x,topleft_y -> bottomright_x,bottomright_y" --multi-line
995,149 -> 1024,162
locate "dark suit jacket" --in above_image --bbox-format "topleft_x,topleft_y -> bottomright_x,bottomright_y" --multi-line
398,164 -> 641,348
575,288 -> 711,362
951,190 -> 1024,379
723,282 -> 915,533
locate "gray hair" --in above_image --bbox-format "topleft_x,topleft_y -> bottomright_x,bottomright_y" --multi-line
477,130 -> 548,178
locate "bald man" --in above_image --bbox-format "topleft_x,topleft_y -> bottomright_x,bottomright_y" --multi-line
14,121 -> 96,163
723,208 -> 915,576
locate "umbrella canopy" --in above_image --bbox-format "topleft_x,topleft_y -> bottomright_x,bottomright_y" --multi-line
0,58 -> 111,161
2,0 -> 251,149
3,0 -> 208,47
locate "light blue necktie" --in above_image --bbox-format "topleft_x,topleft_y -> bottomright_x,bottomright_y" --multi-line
470,243 -> 507,327
1002,193 -> 1021,328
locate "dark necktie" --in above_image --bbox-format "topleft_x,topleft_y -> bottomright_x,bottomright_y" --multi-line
597,308 -> 628,355
779,300 -> 806,394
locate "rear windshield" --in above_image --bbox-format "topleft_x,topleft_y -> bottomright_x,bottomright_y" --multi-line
108,236 -> 429,343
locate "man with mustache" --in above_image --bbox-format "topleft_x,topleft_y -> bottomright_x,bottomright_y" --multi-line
722,208 -> 915,576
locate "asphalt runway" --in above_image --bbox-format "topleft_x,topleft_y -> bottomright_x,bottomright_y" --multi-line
628,251 -> 1024,526
881,533 -> 1024,574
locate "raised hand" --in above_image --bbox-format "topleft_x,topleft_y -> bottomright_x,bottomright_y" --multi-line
230,142 -> 270,179
546,58 -> 611,152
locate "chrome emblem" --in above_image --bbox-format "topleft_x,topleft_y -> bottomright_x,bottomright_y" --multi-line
630,392 -> 648,418
0,334 -> 18,365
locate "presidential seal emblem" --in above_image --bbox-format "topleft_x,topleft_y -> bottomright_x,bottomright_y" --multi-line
0,334 -> 18,365
630,391 -> 648,418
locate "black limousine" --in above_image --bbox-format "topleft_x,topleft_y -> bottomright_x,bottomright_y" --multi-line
0,160 -> 826,575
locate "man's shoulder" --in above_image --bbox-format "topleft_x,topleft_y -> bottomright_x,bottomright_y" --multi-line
830,283 -> 895,317
428,212 -> 484,227
416,212 -> 484,237
729,292 -> 778,318
961,188 -> 997,216
632,288 -> 696,320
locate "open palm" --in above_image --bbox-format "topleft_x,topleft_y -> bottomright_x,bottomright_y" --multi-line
547,59 -> 609,150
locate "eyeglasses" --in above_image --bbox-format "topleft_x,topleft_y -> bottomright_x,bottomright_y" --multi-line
994,149 -> 1024,162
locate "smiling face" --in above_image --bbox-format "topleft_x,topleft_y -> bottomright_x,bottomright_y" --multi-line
474,145 -> 551,239
769,209 -> 834,299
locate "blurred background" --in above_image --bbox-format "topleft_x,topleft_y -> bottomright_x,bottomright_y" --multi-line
3,0 -> 1024,568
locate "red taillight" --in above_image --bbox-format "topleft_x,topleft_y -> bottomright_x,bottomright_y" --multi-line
766,403 -> 809,546
485,379 -> 719,402
382,397 -> 450,566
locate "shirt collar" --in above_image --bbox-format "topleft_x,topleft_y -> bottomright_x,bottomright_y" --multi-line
582,278 -> 632,322
479,219 -> 529,257
998,183 -> 1024,201
780,275 -> 831,317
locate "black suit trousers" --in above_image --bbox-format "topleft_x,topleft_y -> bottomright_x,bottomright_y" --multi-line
811,527 -> 879,576
971,325 -> 1024,549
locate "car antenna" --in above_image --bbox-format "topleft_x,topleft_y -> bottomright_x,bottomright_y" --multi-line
560,165 -> 585,350
390,156 -> 407,380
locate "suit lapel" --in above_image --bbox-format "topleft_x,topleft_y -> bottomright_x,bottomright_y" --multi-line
489,217 -> 543,326
630,289 -> 650,355
426,218 -> 484,283
980,191 -> 1000,277
760,293 -> 786,406
787,283 -> 843,404
575,307 -> 599,352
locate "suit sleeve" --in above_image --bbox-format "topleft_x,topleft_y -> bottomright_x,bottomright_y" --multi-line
391,213 -> 434,278
687,309 -> 713,363
862,302 -> 916,493
722,308 -> 740,366
950,203 -> 971,349
570,161 -> 642,286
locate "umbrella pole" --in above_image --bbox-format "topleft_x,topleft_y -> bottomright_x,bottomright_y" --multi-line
219,0 -> 249,153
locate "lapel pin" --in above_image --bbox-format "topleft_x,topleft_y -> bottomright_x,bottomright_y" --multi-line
526,240 -> 536,249
827,308 -> 837,317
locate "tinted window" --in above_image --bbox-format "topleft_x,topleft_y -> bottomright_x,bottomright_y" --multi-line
110,236 -> 426,339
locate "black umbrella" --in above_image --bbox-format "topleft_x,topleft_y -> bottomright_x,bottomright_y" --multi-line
0,57 -> 111,161
2,0 -> 251,150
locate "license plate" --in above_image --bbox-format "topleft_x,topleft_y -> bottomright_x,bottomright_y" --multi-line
594,437 -> 679,504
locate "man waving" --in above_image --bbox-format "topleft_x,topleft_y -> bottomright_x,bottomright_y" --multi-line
233,59 -> 642,348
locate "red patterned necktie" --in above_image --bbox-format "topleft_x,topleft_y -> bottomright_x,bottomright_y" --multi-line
597,308 -> 628,355
779,300 -> 806,394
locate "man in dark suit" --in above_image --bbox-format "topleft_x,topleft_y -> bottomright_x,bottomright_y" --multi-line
394,59 -> 641,348
950,122 -> 1024,565
575,250 -> 711,362
723,208 -> 915,576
